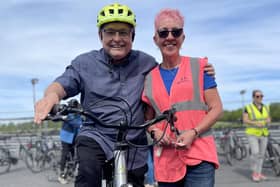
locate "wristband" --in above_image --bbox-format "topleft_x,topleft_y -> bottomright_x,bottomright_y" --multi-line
191,128 -> 199,137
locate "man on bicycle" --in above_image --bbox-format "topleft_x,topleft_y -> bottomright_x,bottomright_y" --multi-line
34,3 -> 215,187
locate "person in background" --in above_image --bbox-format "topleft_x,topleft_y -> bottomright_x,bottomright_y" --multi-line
243,89 -> 271,182
58,99 -> 83,184
34,3 -> 215,187
142,8 -> 223,187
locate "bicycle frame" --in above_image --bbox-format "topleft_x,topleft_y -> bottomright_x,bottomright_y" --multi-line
47,101 -> 176,187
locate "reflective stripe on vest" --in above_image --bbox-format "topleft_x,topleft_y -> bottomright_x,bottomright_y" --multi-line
144,57 -> 212,137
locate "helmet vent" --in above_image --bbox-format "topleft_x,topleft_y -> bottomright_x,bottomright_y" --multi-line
97,3 -> 136,27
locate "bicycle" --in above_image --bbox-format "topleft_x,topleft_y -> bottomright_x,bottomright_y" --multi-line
0,136 -> 18,174
26,134 -> 59,173
263,134 -> 280,176
46,99 -> 176,187
47,143 -> 77,184
216,128 -> 247,166
15,133 -> 39,172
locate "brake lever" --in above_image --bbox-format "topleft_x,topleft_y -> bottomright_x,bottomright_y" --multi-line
167,108 -> 180,137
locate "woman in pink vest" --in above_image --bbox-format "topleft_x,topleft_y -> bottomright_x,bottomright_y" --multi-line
142,8 -> 223,187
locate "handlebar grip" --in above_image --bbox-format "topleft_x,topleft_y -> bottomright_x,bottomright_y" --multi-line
49,104 -> 68,115
163,108 -> 176,115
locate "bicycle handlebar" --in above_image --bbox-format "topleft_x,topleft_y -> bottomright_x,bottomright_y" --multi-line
45,101 -> 176,130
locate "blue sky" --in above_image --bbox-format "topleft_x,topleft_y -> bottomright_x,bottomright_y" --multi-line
1,0 -> 280,119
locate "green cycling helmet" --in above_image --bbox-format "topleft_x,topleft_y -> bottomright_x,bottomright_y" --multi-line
97,3 -> 136,28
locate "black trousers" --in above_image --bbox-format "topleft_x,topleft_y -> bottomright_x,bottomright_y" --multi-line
75,136 -> 147,187
60,141 -> 75,172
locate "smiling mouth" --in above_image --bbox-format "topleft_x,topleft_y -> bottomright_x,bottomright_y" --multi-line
109,44 -> 125,49
163,42 -> 177,47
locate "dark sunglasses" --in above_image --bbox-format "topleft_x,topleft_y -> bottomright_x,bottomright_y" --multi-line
255,95 -> 263,98
157,28 -> 183,38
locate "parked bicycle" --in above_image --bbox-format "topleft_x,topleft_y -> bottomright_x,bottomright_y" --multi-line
15,133 -> 39,172
263,134 -> 280,176
46,99 -> 176,187
17,134 -> 33,160
216,128 -> 247,166
0,136 -> 18,174
26,134 -> 60,173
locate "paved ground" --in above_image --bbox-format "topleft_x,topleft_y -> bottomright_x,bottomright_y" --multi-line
0,157 -> 280,187
0,161 -> 72,187
216,157 -> 280,187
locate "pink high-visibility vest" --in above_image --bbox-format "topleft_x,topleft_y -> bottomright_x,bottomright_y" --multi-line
142,56 -> 219,182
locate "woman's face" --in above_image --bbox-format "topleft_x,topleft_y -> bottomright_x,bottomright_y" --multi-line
153,17 -> 185,58
253,91 -> 264,104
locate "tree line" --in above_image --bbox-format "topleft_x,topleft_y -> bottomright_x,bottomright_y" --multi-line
0,102 -> 279,133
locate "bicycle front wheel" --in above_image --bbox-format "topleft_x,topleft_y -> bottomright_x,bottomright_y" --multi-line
0,148 -> 11,174
223,140 -> 233,166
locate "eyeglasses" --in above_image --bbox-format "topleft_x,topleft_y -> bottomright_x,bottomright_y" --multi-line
102,29 -> 131,38
157,28 -> 183,38
255,95 -> 263,98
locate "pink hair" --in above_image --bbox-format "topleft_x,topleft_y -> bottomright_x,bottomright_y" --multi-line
154,8 -> 184,30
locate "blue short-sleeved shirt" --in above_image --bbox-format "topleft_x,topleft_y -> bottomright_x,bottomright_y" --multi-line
55,48 -> 157,169
159,66 -> 217,95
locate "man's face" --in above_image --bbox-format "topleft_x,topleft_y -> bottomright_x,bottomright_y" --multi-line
99,22 -> 133,62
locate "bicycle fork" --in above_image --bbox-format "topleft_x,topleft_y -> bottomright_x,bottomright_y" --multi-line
113,143 -> 133,187
114,149 -> 127,187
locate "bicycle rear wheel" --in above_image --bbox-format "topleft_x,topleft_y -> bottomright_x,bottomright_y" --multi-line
270,145 -> 280,176
0,148 -> 11,174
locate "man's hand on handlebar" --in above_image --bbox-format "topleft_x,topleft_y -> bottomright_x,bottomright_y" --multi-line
34,97 -> 58,125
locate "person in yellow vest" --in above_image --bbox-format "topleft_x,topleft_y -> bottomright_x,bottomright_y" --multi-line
243,89 -> 271,182
142,8 -> 223,187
